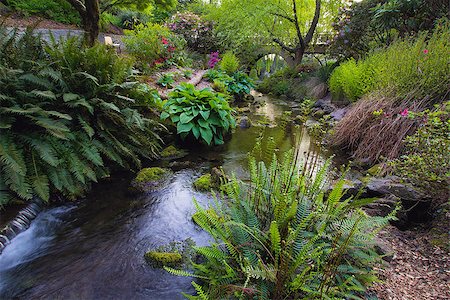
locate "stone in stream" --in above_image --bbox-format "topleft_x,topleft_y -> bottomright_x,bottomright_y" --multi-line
160,145 -> 187,160
144,251 -> 182,267
130,167 -> 172,193
238,116 -> 252,128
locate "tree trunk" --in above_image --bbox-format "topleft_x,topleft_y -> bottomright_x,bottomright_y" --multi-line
293,47 -> 305,68
82,0 -> 100,46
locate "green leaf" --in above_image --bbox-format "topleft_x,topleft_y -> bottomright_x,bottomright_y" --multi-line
197,118 -> 210,128
192,125 -> 200,139
177,122 -> 194,134
179,112 -> 195,124
160,111 -> 170,120
199,126 -> 213,145
199,110 -> 210,120
33,175 -> 50,201
63,93 -> 79,102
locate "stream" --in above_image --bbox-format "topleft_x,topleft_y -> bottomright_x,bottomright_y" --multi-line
0,96 -> 326,299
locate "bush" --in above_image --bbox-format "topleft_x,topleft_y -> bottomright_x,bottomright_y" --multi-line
205,69 -> 254,100
329,21 -> 450,102
161,83 -> 235,145
7,0 -> 80,24
166,12 -> 216,53
219,51 -> 240,75
115,8 -> 152,30
0,30 -> 162,206
390,102 -> 450,202
123,23 -> 186,71
166,150 -> 394,299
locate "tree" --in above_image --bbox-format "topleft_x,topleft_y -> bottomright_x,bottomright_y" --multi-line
208,0 -> 340,68
66,0 -> 176,46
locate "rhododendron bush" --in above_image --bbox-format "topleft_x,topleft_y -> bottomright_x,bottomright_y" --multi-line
167,12 -> 217,53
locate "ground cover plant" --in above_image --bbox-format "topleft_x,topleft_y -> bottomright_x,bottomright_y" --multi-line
161,83 -> 235,145
0,28 -> 162,205
166,149 -> 394,299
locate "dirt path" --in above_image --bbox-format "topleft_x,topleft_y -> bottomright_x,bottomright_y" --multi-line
372,225 -> 450,300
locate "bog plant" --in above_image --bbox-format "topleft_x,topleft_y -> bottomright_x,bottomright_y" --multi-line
157,73 -> 176,88
161,83 -> 236,145
166,149 -> 394,299
0,30 -> 162,205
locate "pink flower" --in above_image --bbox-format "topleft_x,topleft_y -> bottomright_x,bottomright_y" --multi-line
400,109 -> 408,117
423,49 -> 429,54
161,37 -> 168,45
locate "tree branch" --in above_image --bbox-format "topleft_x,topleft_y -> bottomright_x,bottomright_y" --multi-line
269,12 -> 295,24
292,0 -> 305,50
304,0 -> 321,45
273,38 -> 295,53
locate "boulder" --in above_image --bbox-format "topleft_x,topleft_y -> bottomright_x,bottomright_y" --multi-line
160,145 -> 187,159
238,116 -> 252,128
193,174 -> 213,191
131,167 -> 171,192
330,107 -> 349,122
366,177 -> 428,202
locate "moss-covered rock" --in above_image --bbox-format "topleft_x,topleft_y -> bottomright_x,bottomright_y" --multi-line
144,251 -> 182,267
367,163 -> 385,176
131,167 -> 171,192
160,145 -> 186,159
193,174 -> 212,191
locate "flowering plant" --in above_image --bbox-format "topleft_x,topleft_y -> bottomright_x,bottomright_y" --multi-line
208,52 -> 220,69
166,12 -> 217,53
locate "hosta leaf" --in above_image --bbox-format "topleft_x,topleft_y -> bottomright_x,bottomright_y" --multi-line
179,112 -> 195,124
199,126 -> 213,145
197,118 -> 209,128
192,125 -> 200,139
160,111 -> 170,120
177,122 -> 194,134
199,110 -> 210,120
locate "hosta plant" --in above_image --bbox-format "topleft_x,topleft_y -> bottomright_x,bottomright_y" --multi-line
204,70 -> 254,100
161,83 -> 235,145
166,149 -> 395,299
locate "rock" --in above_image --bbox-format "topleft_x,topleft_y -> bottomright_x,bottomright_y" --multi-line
193,174 -> 213,191
374,237 -> 395,262
330,107 -> 349,121
313,95 -> 336,115
211,167 -> 229,186
366,163 -> 386,177
131,167 -> 171,192
144,251 -> 182,267
160,145 -> 186,159
168,160 -> 194,170
366,177 -> 428,202
364,195 -> 401,217
237,106 -> 251,113
243,93 -> 255,102
238,116 -> 252,128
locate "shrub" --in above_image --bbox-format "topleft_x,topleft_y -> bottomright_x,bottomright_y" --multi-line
161,83 -> 235,145
0,31 -> 162,206
205,69 -> 254,100
329,21 -> 450,102
115,8 -> 152,29
157,73 -> 176,88
166,150 -> 394,299
219,51 -> 240,75
7,0 -> 80,25
123,23 -> 186,71
166,12 -> 216,53
390,102 -> 450,202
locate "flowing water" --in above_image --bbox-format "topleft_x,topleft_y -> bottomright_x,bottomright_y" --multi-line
0,96 -> 326,299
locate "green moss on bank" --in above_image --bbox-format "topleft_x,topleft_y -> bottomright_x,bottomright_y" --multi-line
160,145 -> 185,158
144,251 -> 182,267
135,167 -> 169,183
193,174 -> 212,191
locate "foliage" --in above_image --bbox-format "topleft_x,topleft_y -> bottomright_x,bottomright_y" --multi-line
167,12 -> 217,53
7,0 -> 81,24
329,0 -> 449,59
0,30 -> 162,206
166,149 -> 394,299
113,8 -> 153,29
205,69 -> 254,100
390,102 -> 450,201
161,83 -> 235,145
329,21 -> 450,102
157,73 -> 176,88
219,51 -> 239,75
124,23 -> 186,71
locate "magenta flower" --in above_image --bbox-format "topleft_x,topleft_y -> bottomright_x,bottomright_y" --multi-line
400,109 -> 408,117
423,49 -> 429,54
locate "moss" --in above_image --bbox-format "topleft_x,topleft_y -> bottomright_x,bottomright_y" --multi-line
135,167 -> 168,183
193,174 -> 212,191
144,251 -> 182,267
367,164 -> 383,176
160,145 -> 185,158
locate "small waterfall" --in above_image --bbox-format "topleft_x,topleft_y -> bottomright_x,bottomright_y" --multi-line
0,199 -> 44,255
